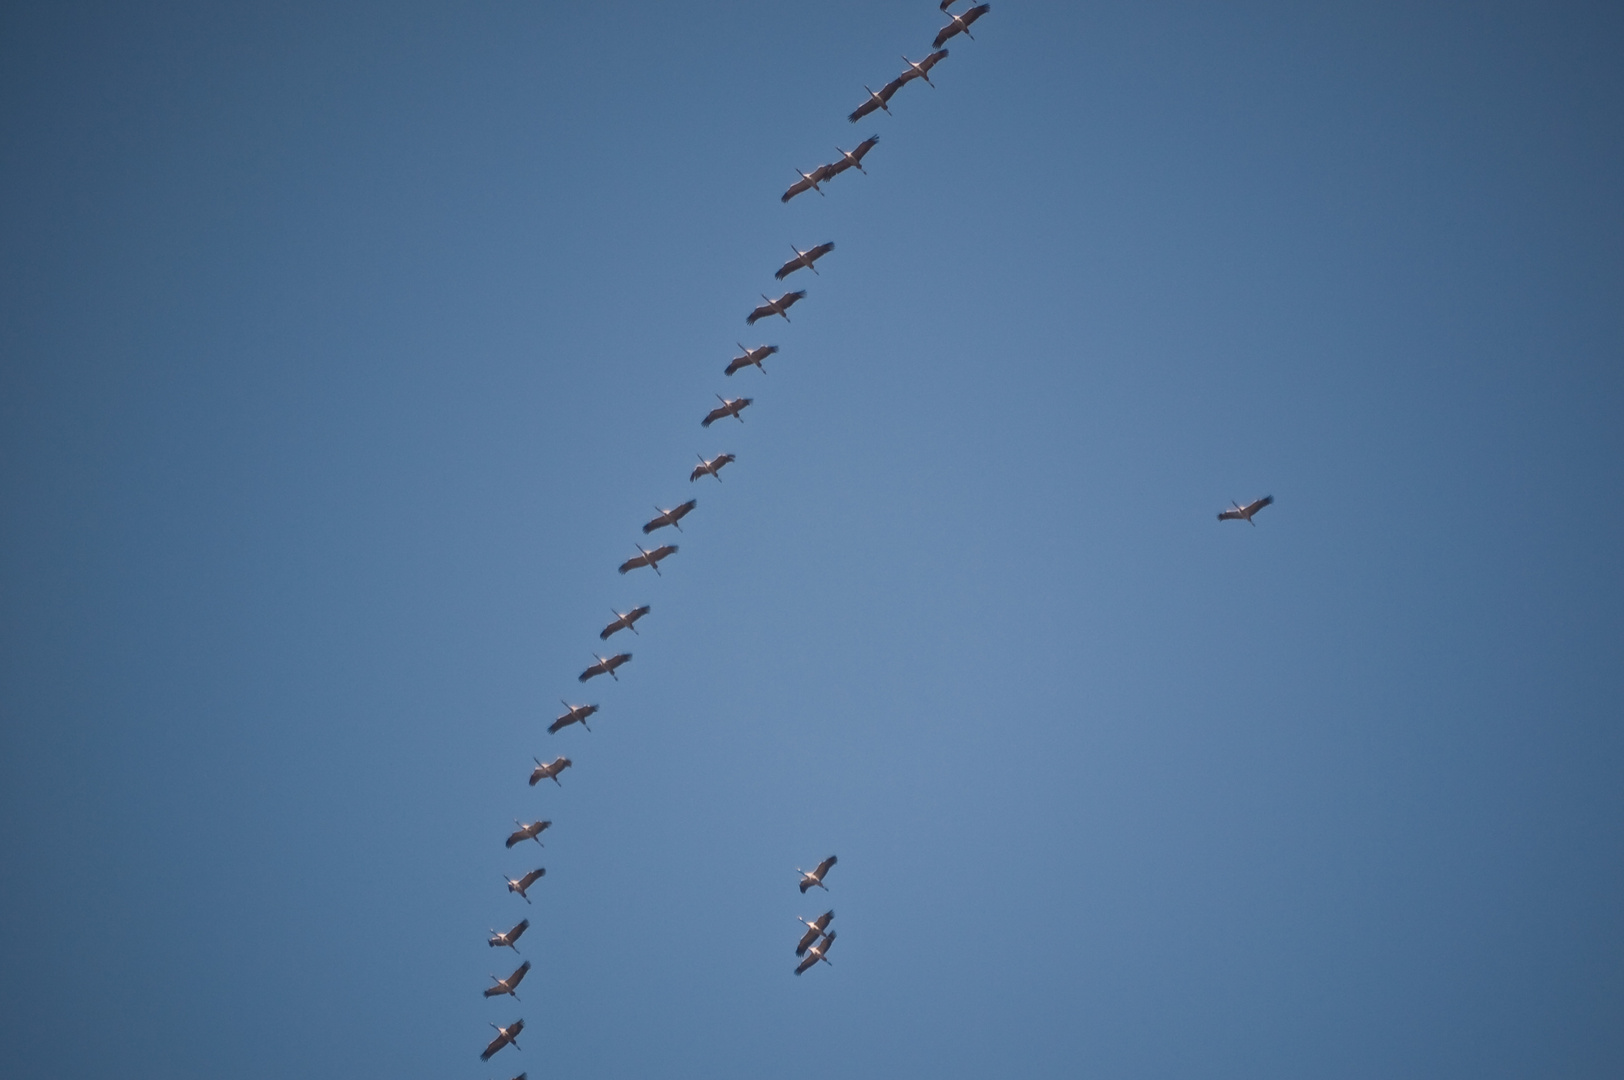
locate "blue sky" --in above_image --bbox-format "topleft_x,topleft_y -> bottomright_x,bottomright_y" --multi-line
2,2 -> 1621,1077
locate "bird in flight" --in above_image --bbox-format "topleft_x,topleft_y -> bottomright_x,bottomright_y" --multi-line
505,819 -> 551,848
549,701 -> 597,734
600,605 -> 649,640
798,855 -> 838,893
488,917 -> 529,951
480,1018 -> 524,1061
643,500 -> 696,534
935,3 -> 991,48
897,49 -> 949,89
849,80 -> 901,122
578,651 -> 632,681
827,137 -> 879,178
691,453 -> 736,483
794,931 -> 836,975
796,910 -> 835,956
485,960 -> 532,1000
504,867 -> 545,904
528,756 -> 573,787
747,291 -> 805,325
775,242 -> 835,280
1217,495 -> 1274,525
702,396 -> 753,427
781,163 -> 834,203
619,544 -> 677,575
726,344 -> 778,376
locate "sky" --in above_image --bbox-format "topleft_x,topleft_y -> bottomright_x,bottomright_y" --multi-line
1,1 -> 1621,1077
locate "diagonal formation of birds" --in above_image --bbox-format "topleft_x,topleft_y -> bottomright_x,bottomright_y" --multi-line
478,3 -> 1272,1067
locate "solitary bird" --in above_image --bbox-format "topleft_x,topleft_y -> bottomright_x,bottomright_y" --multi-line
827,136 -> 880,178
727,344 -> 778,376
798,855 -> 838,893
619,544 -> 677,575
794,931 -> 836,975
529,756 -> 573,787
848,80 -> 901,122
485,960 -> 532,1000
796,910 -> 835,956
691,452 -> 735,482
488,917 -> 530,951
505,819 -> 551,848
579,651 -> 632,681
781,164 -> 834,203
549,701 -> 598,734
747,291 -> 805,325
934,2 -> 990,48
702,396 -> 753,427
775,242 -> 835,280
599,605 -> 649,640
1217,495 -> 1274,525
505,867 -> 546,903
643,500 -> 696,534
480,1019 -> 524,1061
898,49 -> 949,88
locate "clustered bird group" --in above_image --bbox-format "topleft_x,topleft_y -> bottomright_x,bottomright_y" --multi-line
476,3 -> 1273,1069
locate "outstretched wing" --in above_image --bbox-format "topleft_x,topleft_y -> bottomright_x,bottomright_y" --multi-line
481,1033 -> 506,1060
848,95 -> 881,123
963,4 -> 991,28
849,137 -> 879,165
816,855 -> 838,878
505,826 -> 529,847
547,714 -> 573,733
508,960 -> 531,989
805,241 -> 836,264
780,175 -> 813,203
920,48 -> 949,73
507,918 -> 530,942
1245,495 -> 1274,516
617,554 -> 646,574
744,304 -> 771,326
1217,508 -> 1243,521
669,500 -> 696,523
796,923 -> 821,956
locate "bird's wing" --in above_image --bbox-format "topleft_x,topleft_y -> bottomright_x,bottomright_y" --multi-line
509,918 -> 529,939
509,960 -> 531,986
807,242 -> 835,261
481,1035 -> 504,1060
783,290 -> 806,306
922,48 -> 948,70
773,257 -> 801,280
703,405 -> 727,425
547,716 -> 570,733
505,829 -> 524,848
611,651 -> 634,666
745,305 -> 769,326
965,3 -> 990,25
878,77 -> 905,101
799,878 -> 811,893
820,930 -> 836,953
817,855 -> 838,876
672,500 -> 696,519
1217,509 -> 1242,522
933,24 -> 956,48
796,924 -> 821,955
690,464 -> 706,480
780,176 -> 812,202
1246,495 -> 1274,514
617,555 -> 643,573
847,97 -> 878,123
794,953 -> 817,975
816,909 -> 834,932
521,868 -> 545,888
629,606 -> 649,622
851,136 -> 879,162
895,66 -> 922,87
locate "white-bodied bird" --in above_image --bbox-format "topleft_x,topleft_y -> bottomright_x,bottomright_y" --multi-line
549,702 -> 597,734
747,291 -> 805,325
529,756 -> 573,787
504,867 -> 545,903
643,500 -> 696,534
505,819 -> 551,848
619,544 -> 677,575
1217,495 -> 1274,524
798,855 -> 838,893
702,396 -> 753,426
600,605 -> 649,640
775,242 -> 835,280
727,344 -> 778,376
480,1019 -> 524,1061
934,3 -> 990,48
488,917 -> 530,951
691,452 -> 735,482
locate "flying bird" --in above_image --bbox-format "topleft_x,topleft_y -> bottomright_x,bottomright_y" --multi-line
775,242 -> 835,280
599,605 -> 649,640
798,855 -> 838,893
796,910 -> 835,956
848,80 -> 901,122
1217,495 -> 1274,524
691,452 -> 735,482
549,701 -> 598,734
934,2 -> 990,48
898,49 -> 949,88
619,544 -> 677,575
480,1019 -> 524,1061
529,756 -> 573,787
726,344 -> 778,375
794,931 -> 836,975
643,500 -> 696,534
579,651 -> 632,681
827,136 -> 879,178
505,819 -> 551,848
488,918 -> 530,951
485,960 -> 532,1000
781,164 -> 834,203
747,291 -> 805,325
702,396 -> 753,427
504,867 -> 545,903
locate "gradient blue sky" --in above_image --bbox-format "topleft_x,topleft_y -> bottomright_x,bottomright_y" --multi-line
2,2 -> 1621,1077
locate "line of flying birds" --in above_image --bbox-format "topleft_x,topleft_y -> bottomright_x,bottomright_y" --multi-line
473,4 -> 1272,1068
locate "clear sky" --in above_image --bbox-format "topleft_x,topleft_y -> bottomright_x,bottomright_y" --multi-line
2,2 -> 1621,1077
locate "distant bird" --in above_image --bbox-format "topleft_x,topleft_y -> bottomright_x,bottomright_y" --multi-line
691,452 -> 736,483
1217,495 -> 1274,525
504,867 -> 545,903
549,701 -> 598,734
600,605 -> 649,640
794,931 -> 836,975
727,344 -> 778,376
485,960 -> 532,1000
827,136 -> 880,179
579,651 -> 632,681
775,242 -> 835,280
798,855 -> 838,893
619,543 -> 677,575
702,396 -> 753,426
934,2 -> 990,48
898,49 -> 949,88
488,917 -> 530,951
781,164 -> 834,203
848,80 -> 901,122
643,500 -> 696,534
505,819 -> 551,848
747,291 -> 805,325
796,910 -> 835,956
529,756 -> 573,787
480,1018 -> 524,1061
